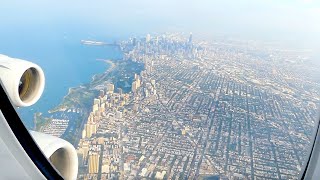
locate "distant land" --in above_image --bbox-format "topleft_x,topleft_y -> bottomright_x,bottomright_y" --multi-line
81,40 -> 118,46
81,40 -> 106,46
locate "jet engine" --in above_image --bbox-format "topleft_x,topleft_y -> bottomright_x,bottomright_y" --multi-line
30,131 -> 78,180
0,54 -> 45,107
0,54 -> 78,179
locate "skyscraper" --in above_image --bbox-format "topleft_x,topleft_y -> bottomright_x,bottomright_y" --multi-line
132,81 -> 138,93
94,98 -> 101,106
146,34 -> 151,43
146,65 -> 152,74
188,32 -> 193,44
136,78 -> 141,88
88,153 -> 100,174
151,80 -> 156,87
81,129 -> 86,139
99,90 -> 105,97
85,123 -> 97,138
106,83 -> 115,93
132,37 -> 137,46
92,104 -> 99,114
134,73 -> 139,81
80,141 -> 90,162
117,88 -> 123,95
116,111 -> 122,119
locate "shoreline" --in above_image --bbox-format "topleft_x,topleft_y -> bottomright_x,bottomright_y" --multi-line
48,59 -> 116,113
96,58 -> 116,71
92,59 -> 117,82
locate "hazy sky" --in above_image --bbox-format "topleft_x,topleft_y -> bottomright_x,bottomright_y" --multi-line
0,0 -> 319,47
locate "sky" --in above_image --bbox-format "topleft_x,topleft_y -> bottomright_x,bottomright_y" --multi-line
0,0 -> 319,47
0,0 -> 319,126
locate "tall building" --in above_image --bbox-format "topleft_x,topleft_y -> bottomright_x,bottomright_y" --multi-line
132,81 -> 137,93
106,83 -> 114,93
146,34 -> 151,43
102,95 -> 108,103
136,78 -> 141,88
101,164 -> 110,174
188,32 -> 193,44
145,89 -> 149,97
87,113 -> 94,123
132,37 -> 137,46
99,90 -> 105,97
80,141 -> 90,161
132,81 -> 138,93
151,80 -> 156,87
117,88 -> 123,95
92,104 -> 99,114
81,129 -> 86,139
146,65 -> 152,74
85,123 -> 97,138
88,153 -> 100,174
116,111 -> 122,119
133,103 -> 139,112
134,73 -> 139,81
94,98 -> 101,106
101,103 -> 106,109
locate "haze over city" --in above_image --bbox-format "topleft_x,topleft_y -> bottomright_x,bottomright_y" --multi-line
1,0 -> 320,179
1,0 -> 319,48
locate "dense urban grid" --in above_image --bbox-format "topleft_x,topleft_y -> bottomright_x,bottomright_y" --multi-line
40,33 -> 320,179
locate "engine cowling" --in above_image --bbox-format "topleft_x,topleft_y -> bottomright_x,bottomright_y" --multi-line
0,54 -> 45,107
30,131 -> 78,180
0,54 -> 78,179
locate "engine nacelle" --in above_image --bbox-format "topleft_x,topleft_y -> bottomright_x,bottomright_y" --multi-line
30,131 -> 78,180
0,54 -> 45,107
0,54 -> 78,179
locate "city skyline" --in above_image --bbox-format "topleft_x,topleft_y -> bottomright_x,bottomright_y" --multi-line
1,1 -> 320,50
36,32 -> 319,179
1,0 -> 319,179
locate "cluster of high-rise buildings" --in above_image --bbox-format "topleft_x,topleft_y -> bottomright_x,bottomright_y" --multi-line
82,82 -> 130,137
73,32 -> 319,179
77,81 -> 132,179
131,74 -> 141,93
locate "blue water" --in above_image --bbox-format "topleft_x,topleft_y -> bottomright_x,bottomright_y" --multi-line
0,29 -> 122,128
